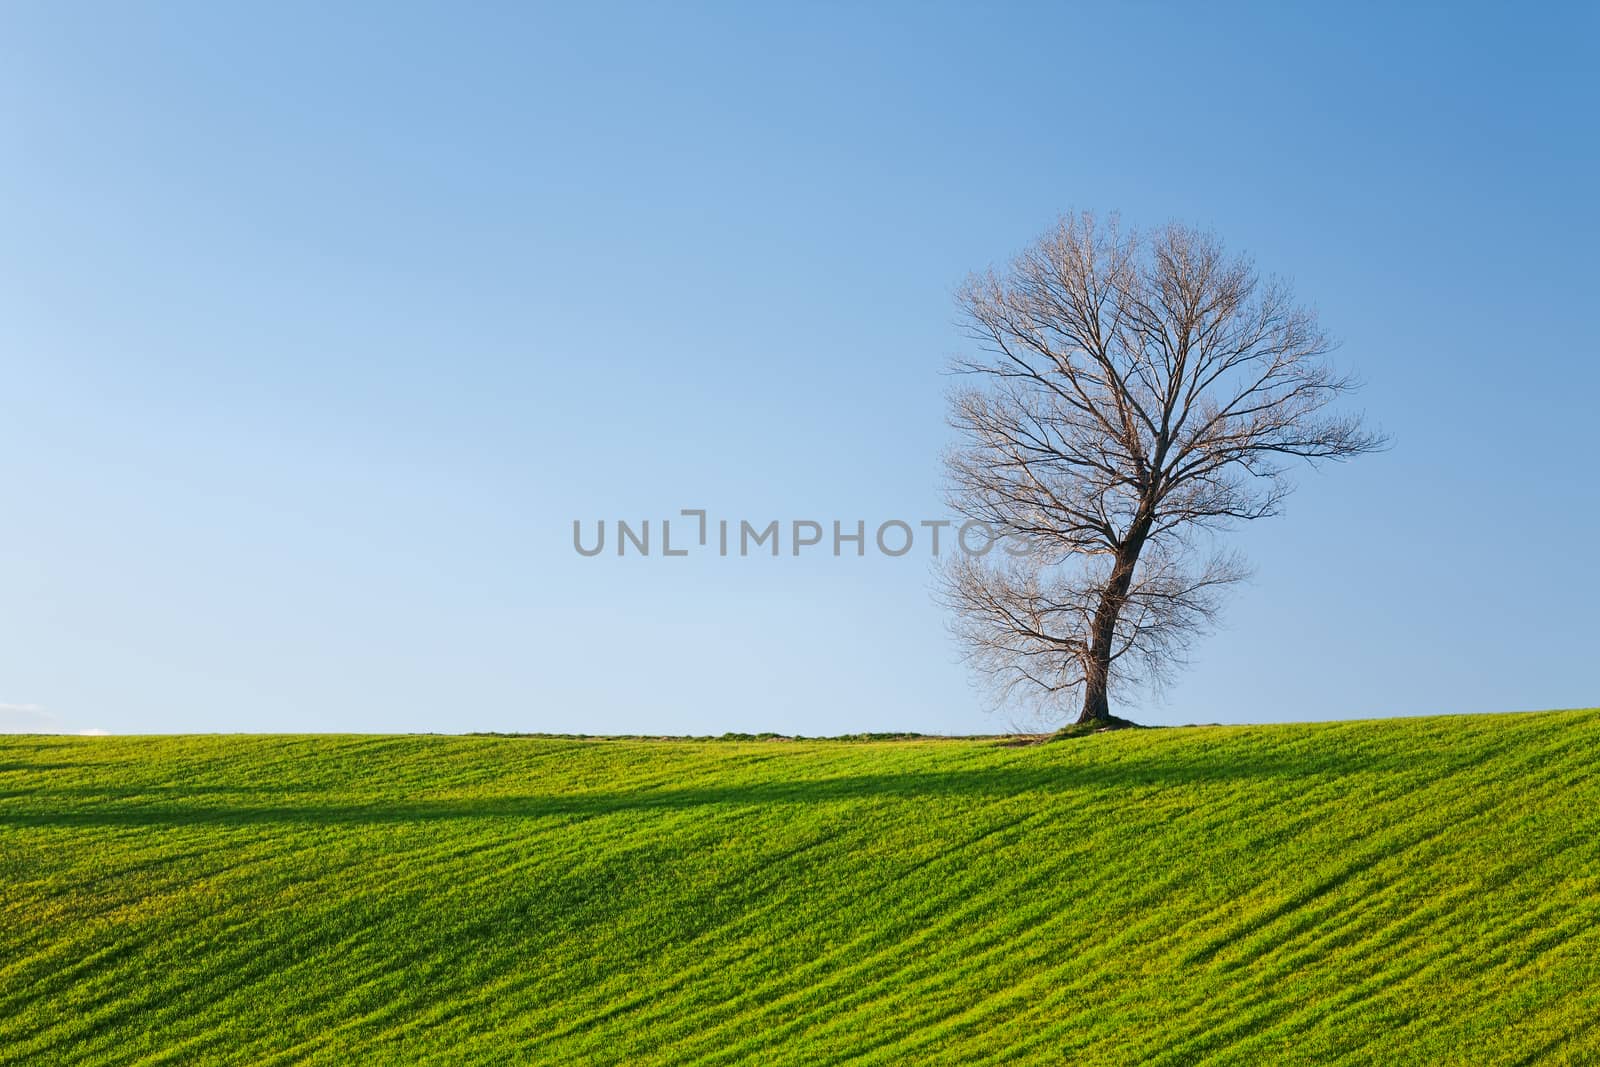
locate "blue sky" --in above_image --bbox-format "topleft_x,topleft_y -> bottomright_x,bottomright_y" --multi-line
2,2 -> 1596,735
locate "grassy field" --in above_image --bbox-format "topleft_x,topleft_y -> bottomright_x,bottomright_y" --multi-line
3,710 -> 1599,1064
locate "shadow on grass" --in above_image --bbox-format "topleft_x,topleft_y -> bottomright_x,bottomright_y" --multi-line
0,747 -> 1436,829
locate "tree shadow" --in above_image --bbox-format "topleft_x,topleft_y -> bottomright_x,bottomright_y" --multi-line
0,748 -> 1434,830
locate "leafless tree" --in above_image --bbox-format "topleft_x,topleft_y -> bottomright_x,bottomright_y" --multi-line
943,213 -> 1385,729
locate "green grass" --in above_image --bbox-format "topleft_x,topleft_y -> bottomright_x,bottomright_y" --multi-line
4,710 -> 1600,1065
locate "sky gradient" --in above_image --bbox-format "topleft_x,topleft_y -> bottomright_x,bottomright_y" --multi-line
3,2 -> 1597,735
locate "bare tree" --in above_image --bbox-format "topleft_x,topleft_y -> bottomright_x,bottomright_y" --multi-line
943,213 -> 1384,729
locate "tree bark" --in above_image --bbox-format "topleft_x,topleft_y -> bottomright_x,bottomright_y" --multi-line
1076,511 -> 1154,725
1078,668 -> 1112,724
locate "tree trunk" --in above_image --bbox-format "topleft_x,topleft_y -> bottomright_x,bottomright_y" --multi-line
1078,666 -> 1112,724
1076,511 -> 1154,726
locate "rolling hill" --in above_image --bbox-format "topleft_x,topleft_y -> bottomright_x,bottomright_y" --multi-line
3,709 -> 1599,1064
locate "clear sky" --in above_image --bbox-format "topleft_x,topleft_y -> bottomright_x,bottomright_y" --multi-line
2,2 -> 1596,736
